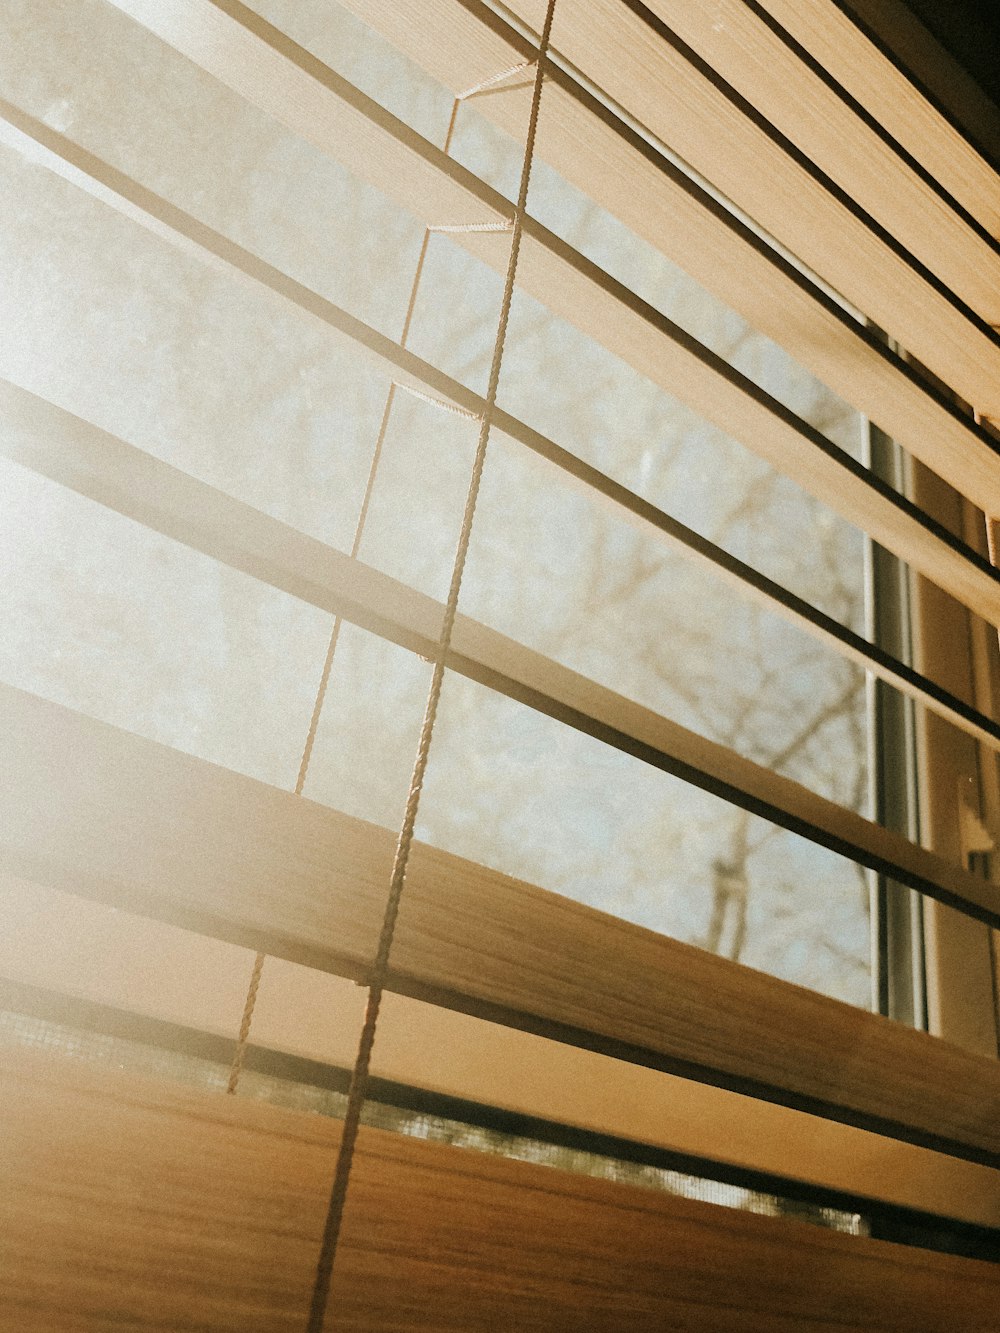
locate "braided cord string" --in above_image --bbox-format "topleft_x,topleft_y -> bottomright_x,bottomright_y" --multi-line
227,101 -> 463,1095
306,6 -> 557,1327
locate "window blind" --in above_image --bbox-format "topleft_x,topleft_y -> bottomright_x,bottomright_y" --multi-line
2,0 -> 1000,1326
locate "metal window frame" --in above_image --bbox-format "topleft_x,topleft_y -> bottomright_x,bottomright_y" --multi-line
908,446 -> 1000,1058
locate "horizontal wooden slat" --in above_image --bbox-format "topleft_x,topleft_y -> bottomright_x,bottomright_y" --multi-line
4,682 -> 1000,1159
757,0 -> 1000,235
345,0 -> 1000,519
3,388 -> 999,929
636,0 -> 1000,324
8,367 -> 1000,756
5,881 -> 1000,1228
3,1049 -> 999,1330
46,3 -> 1000,606
502,0 -> 1000,424
493,219 -> 1000,619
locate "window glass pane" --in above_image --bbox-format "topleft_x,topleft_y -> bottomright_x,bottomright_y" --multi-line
0,0 -> 434,335
299,622 -> 871,1007
463,437 -> 869,811
0,459 -> 332,786
0,146 -> 392,550
421,676 -> 872,1007
0,0 -> 901,1012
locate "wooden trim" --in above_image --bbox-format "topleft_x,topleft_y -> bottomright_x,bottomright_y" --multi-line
3,386 -> 999,928
344,0 -> 1000,518
5,879 -> 999,1227
4,682 -> 1000,1158
4,1048 -> 999,1330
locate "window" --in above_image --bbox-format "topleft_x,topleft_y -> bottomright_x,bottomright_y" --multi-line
2,0 -> 999,1326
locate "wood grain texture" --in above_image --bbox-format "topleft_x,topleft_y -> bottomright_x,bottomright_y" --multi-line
504,0 -> 1000,422
344,0 -> 1000,519
2,1048 -> 999,1331
640,0 -> 1000,321
758,0 -> 1000,235
842,0 -> 1000,171
5,881 -> 1000,1228
4,682 -> 1000,1159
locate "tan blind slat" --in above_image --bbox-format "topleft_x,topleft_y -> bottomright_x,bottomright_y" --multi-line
4,1048 -> 999,1331
502,0 -> 1000,424
639,0 -> 1000,323
758,0 -> 1000,233
4,681 -> 1000,1158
